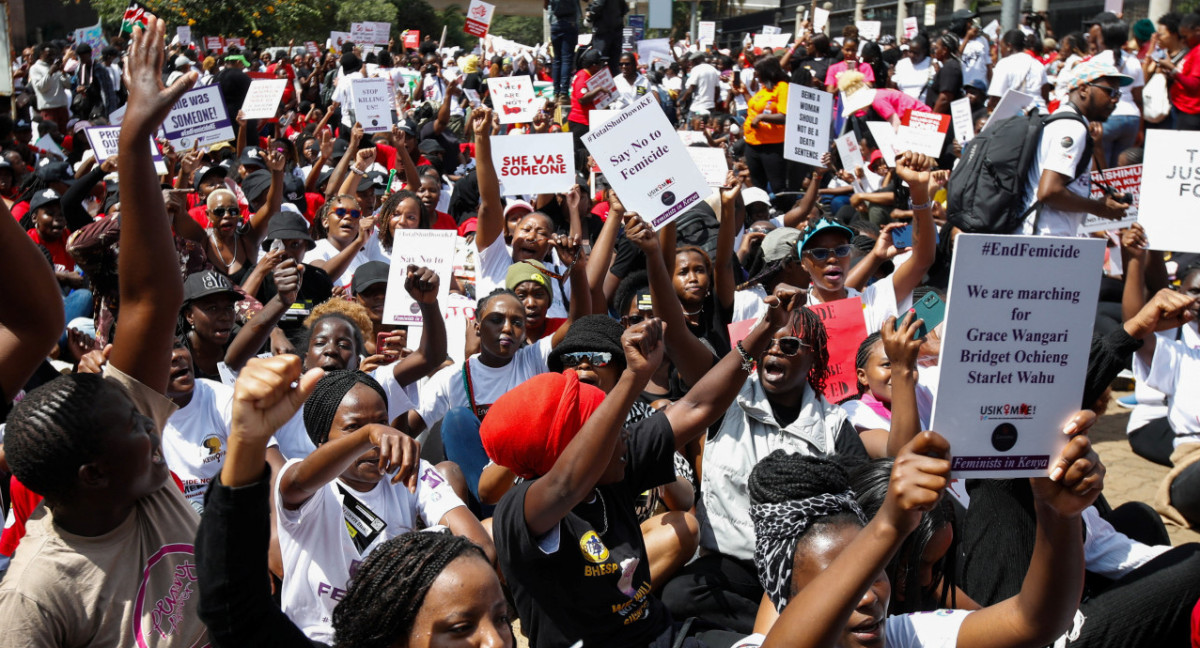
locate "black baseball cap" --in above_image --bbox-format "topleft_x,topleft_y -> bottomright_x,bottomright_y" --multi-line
358,170 -> 388,195
28,188 -> 61,212
193,165 -> 228,191
580,48 -> 608,68
239,146 -> 266,170
183,270 -> 244,304
352,260 -> 390,295
35,161 -> 73,184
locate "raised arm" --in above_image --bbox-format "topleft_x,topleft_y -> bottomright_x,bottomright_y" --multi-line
889,151 -> 937,302
61,161 -> 112,230
110,16 -> 196,393
246,150 -> 286,248
380,266 -> 448,385
279,423 -> 420,509
224,259 -> 300,371
325,122 -> 364,201
781,165 -> 830,229
391,124 -> 421,189
432,77 -> 462,136
586,187 -> 625,312
522,319 -> 662,536
881,313 -> 924,458
304,129 -> 333,193
0,195 -> 63,398
550,234 -> 591,347
1127,288 -> 1199,369
714,175 -> 740,312
472,108 -> 504,251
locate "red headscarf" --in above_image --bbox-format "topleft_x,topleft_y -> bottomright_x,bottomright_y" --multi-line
480,370 -> 607,479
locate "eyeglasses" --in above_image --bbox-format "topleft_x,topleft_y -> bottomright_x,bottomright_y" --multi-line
210,207 -> 238,218
560,351 -> 614,367
333,207 -> 362,219
803,244 -> 853,261
766,336 -> 812,356
1086,82 -> 1121,99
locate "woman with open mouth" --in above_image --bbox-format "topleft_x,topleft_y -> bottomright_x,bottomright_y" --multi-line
178,269 -> 243,381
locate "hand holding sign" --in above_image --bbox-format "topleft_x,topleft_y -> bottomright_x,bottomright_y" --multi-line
404,265 -> 441,304
883,432 -> 952,535
1032,411 -> 1104,516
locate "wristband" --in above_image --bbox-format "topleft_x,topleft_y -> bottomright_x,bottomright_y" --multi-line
735,341 -> 756,373
351,168 -> 367,176
909,200 -> 933,211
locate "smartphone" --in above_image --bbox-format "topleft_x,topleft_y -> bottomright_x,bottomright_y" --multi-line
896,292 -> 945,339
890,224 -> 939,250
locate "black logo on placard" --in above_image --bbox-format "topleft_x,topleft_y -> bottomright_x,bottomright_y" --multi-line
991,423 -> 1018,452
660,191 -> 676,206
371,119 -> 379,127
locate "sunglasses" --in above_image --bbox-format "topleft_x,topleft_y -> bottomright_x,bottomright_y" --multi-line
333,207 -> 362,219
210,207 -> 238,218
804,244 -> 853,261
560,351 -> 614,367
766,336 -> 812,356
1086,82 -> 1121,99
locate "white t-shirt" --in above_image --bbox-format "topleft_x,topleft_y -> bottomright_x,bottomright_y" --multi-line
732,284 -> 769,323
1103,52 -> 1145,119
303,233 -> 388,287
988,52 -> 1048,113
1020,105 -> 1091,237
475,235 -> 571,319
275,458 -> 465,644
371,364 -> 418,425
162,378 -> 234,507
415,335 -> 554,427
1051,54 -> 1084,104
685,63 -> 721,113
806,275 -> 911,334
893,56 -> 936,104
1136,335 -> 1200,445
332,71 -> 364,126
1128,324 -> 1200,433
614,73 -> 652,107
732,609 -> 970,648
961,36 -> 992,88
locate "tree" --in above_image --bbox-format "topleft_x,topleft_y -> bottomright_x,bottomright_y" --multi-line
490,15 -> 543,46
336,0 -> 399,29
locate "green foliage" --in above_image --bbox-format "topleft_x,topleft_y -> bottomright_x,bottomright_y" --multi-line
490,15 -> 544,45
336,0 -> 398,28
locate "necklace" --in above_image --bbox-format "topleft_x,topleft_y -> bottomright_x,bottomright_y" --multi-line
589,489 -> 609,536
684,305 -> 704,317
207,229 -> 234,272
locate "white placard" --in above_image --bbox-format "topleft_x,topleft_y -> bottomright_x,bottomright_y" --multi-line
463,88 -> 481,107
637,38 -> 674,69
983,20 -> 1001,42
895,111 -> 949,157
177,26 -> 192,45
753,33 -> 792,50
835,132 -> 865,173
1080,165 -> 1140,234
1139,131 -> 1200,252
950,97 -> 975,144
924,2 -> 936,26
903,17 -> 918,39
688,147 -> 729,187
34,134 -> 64,160
866,121 -> 897,167
351,77 -> 394,133
491,133 -> 575,196
370,22 -> 392,45
677,130 -> 709,146
931,234 -> 1105,479
1104,0 -> 1123,13
784,84 -> 834,165
488,75 -> 539,124
856,20 -> 882,42
583,93 -> 710,230
162,85 -> 235,150
698,21 -> 716,45
761,25 -> 781,35
586,67 -> 619,109
590,109 -> 621,130
84,127 -> 167,175
464,0 -> 496,38
813,7 -> 830,33
982,89 -> 1036,132
382,230 -> 457,325
241,78 -> 288,120
330,31 -> 351,51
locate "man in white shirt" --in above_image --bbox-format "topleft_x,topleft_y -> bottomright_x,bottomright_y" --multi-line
1021,58 -> 1132,237
949,9 -> 992,88
678,52 -> 720,120
27,44 -> 70,128
331,53 -> 365,128
987,29 -> 1050,114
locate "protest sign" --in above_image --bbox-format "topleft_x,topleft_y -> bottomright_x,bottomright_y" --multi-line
350,22 -> 373,44
835,132 -> 865,174
226,37 -> 246,50
329,31 -> 351,51
1138,130 -> 1200,252
629,14 -> 646,40
698,21 -> 716,45
351,77 -> 393,133
813,7 -> 830,32
761,25 -> 781,35
75,22 -> 105,55
84,126 -> 168,174
688,147 -> 729,187
176,26 -> 192,45
403,30 -> 420,49
677,130 -> 708,146
1080,165 -> 1140,234
784,84 -> 834,165
931,234 -> 1104,478
637,38 -> 674,69
382,230 -> 457,325
866,121 -> 897,167
370,22 -> 392,44
586,67 -> 619,109
950,97 -> 975,144
305,41 -> 320,56
204,36 -> 224,53
491,133 -> 574,196
162,85 -> 234,150
982,89 -> 1037,132
584,93 -> 710,230
753,33 -> 792,50
120,1 -> 151,34
489,75 -> 539,124
34,134 -> 64,160
241,78 -> 288,120
983,20 -> 1001,41
463,88 -> 481,107
856,20 -> 882,42
727,319 -> 756,349
590,109 -> 621,130
896,110 -> 949,157
903,17 -> 918,39
464,0 -> 496,38
807,297 -> 868,403
1105,0 -> 1123,13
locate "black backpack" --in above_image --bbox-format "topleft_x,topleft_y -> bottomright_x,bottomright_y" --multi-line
946,110 -> 1093,234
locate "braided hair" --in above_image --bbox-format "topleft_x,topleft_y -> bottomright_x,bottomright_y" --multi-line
4,374 -> 124,501
303,370 -> 389,446
854,331 -> 884,395
332,533 -> 492,648
378,189 -> 430,251
788,307 -> 832,396
850,458 -> 958,614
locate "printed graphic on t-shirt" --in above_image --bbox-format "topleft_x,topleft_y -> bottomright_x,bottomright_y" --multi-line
133,543 -> 200,647
579,530 -> 609,563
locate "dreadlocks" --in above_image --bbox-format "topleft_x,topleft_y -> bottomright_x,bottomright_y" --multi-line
331,533 -> 492,648
789,307 -> 831,396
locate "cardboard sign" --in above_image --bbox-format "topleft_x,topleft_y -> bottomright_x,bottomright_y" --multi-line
464,0 -> 495,38
753,33 -> 792,50
856,20 -> 882,42
585,67 -> 619,109
835,132 -> 864,173
351,77 -> 393,133
895,110 -> 949,157
950,97 -> 975,144
698,21 -> 716,45
403,30 -> 420,49
931,234 -> 1104,478
583,93 -> 710,230
982,89 -> 1037,132
903,17 -> 918,39
162,85 -> 234,150
808,297 -> 868,403
382,231 -> 457,325
488,75 -> 538,124
329,31 -> 351,51
204,36 -> 225,53
1080,165 -> 1140,234
84,127 -> 167,174
241,78 -> 288,120
813,7 -> 830,33
637,38 -> 674,69
784,84 -> 834,165
491,133 -> 575,196
688,147 -> 729,187
866,121 -> 897,167
1138,130 -> 1200,251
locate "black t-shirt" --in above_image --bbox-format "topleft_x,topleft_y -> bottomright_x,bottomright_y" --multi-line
933,58 -> 963,101
795,56 -> 831,88
254,263 -> 335,330
216,68 -> 252,115
493,411 -> 677,648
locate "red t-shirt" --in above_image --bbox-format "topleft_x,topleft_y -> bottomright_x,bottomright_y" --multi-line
10,201 -> 29,222
375,142 -> 398,171
1172,46 -> 1200,115
432,210 -> 457,230
189,204 -> 211,229
569,69 -> 595,125
27,228 -> 74,271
